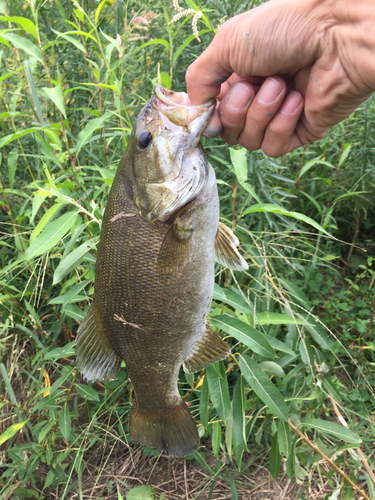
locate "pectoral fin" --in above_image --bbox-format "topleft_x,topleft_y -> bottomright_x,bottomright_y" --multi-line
183,326 -> 230,373
215,222 -> 248,271
76,305 -> 122,382
158,215 -> 193,272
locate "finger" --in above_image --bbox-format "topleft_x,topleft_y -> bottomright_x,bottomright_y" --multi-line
237,77 -> 287,150
202,101 -> 222,138
217,82 -> 255,144
260,91 -> 305,157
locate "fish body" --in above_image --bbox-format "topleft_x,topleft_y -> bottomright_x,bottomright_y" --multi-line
76,85 -> 247,456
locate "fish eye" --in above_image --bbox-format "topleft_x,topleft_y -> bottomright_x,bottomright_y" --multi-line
137,130 -> 152,150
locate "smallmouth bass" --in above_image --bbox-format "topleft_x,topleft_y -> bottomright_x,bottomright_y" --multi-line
76,85 -> 248,457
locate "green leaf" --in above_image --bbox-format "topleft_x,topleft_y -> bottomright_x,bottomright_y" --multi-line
299,158 -> 334,179
241,203 -> 332,237
206,363 -> 231,423
76,112 -> 112,153
42,85 -> 66,118
95,0 -> 108,25
30,203 -> 64,243
52,29 -> 86,54
229,147 -> 247,184
53,238 -> 97,284
132,38 -> 170,55
303,419 -> 362,444
2,33 -> 42,61
232,376 -> 248,451
59,405 -> 71,440
213,286 -> 253,314
38,420 -> 56,443
0,16 -> 38,39
211,316 -> 275,358
126,486 -> 157,500
76,383 -> 100,402
269,432 -> 281,481
277,420 -> 291,456
0,127 -> 44,149
0,420 -> 29,446
199,375 -> 210,429
25,211 -> 78,260
286,440 -> 296,480
265,337 -> 296,356
239,355 -> 288,421
339,144 -> 352,166
258,361 -> 285,378
256,312 -> 307,326
44,342 -> 75,361
8,148 -> 18,191
173,30 -> 211,66
49,280 -> 90,308
211,421 -> 221,459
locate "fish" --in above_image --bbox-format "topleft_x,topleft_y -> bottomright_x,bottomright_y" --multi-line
76,84 -> 248,457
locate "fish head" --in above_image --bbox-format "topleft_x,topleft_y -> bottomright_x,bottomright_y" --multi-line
130,84 -> 215,222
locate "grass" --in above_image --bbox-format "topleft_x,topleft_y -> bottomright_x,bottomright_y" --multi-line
0,0 -> 375,499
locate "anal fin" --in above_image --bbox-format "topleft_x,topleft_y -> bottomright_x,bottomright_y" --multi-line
215,222 -> 248,271
76,305 -> 122,382
183,326 -> 230,374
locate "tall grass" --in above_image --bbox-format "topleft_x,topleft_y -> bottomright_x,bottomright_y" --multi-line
1,0 -> 375,498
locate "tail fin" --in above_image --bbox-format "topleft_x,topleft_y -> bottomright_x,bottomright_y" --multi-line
130,400 -> 199,457
76,305 -> 122,382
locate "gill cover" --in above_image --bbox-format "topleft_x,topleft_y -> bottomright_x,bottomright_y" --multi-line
131,84 -> 215,222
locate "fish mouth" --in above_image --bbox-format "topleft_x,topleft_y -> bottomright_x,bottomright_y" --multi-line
141,85 -> 215,222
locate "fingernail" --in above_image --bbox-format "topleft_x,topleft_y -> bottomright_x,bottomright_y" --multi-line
257,78 -> 282,105
281,91 -> 303,115
227,83 -> 252,111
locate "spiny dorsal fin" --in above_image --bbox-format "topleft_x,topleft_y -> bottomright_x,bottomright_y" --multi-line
157,215 -> 193,273
215,222 -> 248,271
76,305 -> 122,382
183,326 -> 230,374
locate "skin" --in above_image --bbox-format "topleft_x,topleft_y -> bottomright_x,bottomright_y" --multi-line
186,0 -> 375,157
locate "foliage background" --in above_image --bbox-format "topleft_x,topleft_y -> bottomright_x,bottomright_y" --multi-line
0,0 -> 375,498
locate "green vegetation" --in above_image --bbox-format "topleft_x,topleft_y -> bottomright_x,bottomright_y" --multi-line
0,0 -> 374,498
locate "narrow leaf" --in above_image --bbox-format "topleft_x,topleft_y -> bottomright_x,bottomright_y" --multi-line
76,384 -> 100,402
211,316 -> 275,358
303,419 -> 362,444
269,432 -> 281,481
277,420 -> 291,456
76,112 -> 112,152
0,420 -> 29,446
229,147 -> 247,184
239,355 -> 288,421
211,421 -> 221,459
8,148 -> 18,191
232,376 -> 248,451
53,238 -> 97,284
0,16 -> 38,39
59,404 -> 71,440
25,211 -> 78,260
242,203 -> 331,237
206,364 -> 231,423
2,33 -> 42,61
43,85 -> 66,118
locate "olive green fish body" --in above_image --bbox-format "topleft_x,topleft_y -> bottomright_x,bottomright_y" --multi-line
96,151 -> 219,412
76,85 -> 248,456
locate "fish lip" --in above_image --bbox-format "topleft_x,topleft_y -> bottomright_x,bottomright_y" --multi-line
154,84 -> 215,109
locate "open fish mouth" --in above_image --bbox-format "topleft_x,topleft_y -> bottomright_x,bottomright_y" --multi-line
140,85 -> 216,222
153,84 -> 215,128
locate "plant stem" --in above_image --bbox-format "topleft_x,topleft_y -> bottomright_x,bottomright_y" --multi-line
288,419 -> 371,500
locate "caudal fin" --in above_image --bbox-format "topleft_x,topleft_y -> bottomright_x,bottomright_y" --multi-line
130,400 -> 199,457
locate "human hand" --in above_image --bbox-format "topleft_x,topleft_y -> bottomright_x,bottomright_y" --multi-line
186,0 -> 375,157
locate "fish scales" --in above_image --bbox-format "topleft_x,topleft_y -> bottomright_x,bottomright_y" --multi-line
76,85 -> 248,456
